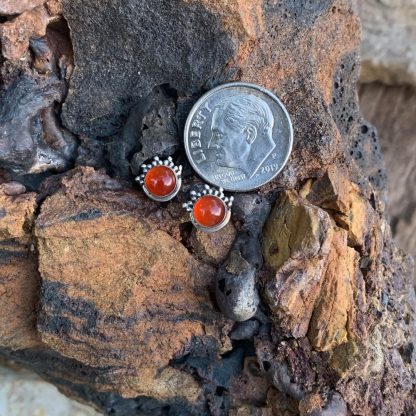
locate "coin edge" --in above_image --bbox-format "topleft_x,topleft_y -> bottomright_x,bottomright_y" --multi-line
183,81 -> 294,192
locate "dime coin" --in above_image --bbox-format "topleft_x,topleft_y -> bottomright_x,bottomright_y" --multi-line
184,82 -> 293,192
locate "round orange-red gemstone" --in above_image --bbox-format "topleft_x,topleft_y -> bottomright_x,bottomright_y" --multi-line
193,195 -> 226,228
145,165 -> 176,197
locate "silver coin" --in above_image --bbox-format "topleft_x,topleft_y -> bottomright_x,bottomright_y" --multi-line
184,82 -> 293,192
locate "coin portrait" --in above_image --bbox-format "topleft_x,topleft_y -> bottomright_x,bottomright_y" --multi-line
184,83 -> 293,192
208,93 -> 278,179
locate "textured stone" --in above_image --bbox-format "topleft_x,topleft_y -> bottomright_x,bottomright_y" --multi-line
0,1 -> 415,415
330,339 -> 362,377
0,0 -> 45,15
34,167 -> 229,401
0,184 -> 37,241
1,181 -> 27,196
0,15 -> 77,176
0,185 -> 40,350
335,248 -> 416,414
306,166 -> 352,213
262,191 -> 333,338
300,392 -> 347,416
0,366 -> 101,416
190,222 -> 236,265
0,4 -> 54,61
0,75 -> 77,175
307,166 -> 373,249
228,357 -> 270,409
215,194 -> 271,322
360,0 -> 416,86
216,250 -> 259,322
360,82 -> 416,272
61,0 -> 236,137
129,86 -> 180,175
230,320 -> 259,341
256,338 -> 317,401
60,0 -> 362,194
307,228 -> 358,351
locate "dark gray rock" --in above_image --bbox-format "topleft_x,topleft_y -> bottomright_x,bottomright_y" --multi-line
0,22 -> 77,177
75,85 -> 180,179
280,0 -> 332,24
216,251 -> 259,322
215,194 -> 271,321
130,86 -> 180,176
61,0 -> 235,137
230,320 -> 259,341
330,52 -> 387,195
0,75 -> 76,175
76,135 -> 107,170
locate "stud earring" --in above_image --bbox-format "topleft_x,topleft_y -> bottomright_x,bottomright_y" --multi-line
135,156 -> 182,202
183,184 -> 234,232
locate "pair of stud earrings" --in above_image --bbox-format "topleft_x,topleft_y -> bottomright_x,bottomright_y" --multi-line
135,156 -> 234,232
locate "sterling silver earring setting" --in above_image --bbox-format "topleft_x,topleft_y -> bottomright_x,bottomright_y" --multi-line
135,156 -> 182,202
136,156 -> 234,233
182,184 -> 233,233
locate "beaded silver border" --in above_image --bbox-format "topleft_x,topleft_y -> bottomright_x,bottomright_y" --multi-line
135,156 -> 182,202
183,184 -> 234,232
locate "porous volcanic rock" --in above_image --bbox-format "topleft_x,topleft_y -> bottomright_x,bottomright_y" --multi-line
0,1 -> 414,415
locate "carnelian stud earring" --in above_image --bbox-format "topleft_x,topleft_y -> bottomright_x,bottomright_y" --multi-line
183,184 -> 234,232
136,156 -> 182,202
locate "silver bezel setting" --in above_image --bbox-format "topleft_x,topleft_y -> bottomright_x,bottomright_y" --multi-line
135,156 -> 182,202
183,184 -> 234,233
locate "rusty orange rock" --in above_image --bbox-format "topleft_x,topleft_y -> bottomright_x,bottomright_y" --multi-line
190,221 -> 236,265
307,166 -> 374,249
262,190 -> 333,338
34,167 -> 230,399
0,184 -> 37,242
0,3 -> 58,61
307,227 -> 358,352
262,177 -> 371,351
0,185 -> 41,350
0,0 -> 45,15
0,1 -> 414,414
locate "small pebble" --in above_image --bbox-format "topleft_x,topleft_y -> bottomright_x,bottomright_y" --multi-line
2,181 -> 26,196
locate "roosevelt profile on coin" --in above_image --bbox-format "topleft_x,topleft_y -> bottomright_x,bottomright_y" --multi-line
184,82 -> 293,192
208,93 -> 276,179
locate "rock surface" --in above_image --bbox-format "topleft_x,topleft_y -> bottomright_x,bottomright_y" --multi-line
262,190 -> 334,338
359,82 -> 416,277
0,3 -> 76,177
0,365 -> 101,416
0,1 -> 415,415
35,167 -> 229,402
0,184 -> 41,350
0,0 -> 46,16
360,0 -> 416,86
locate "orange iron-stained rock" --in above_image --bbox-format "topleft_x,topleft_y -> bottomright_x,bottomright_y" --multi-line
144,165 -> 176,197
193,195 -> 226,228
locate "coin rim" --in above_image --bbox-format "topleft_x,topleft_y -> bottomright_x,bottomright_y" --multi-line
184,82 -> 294,192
